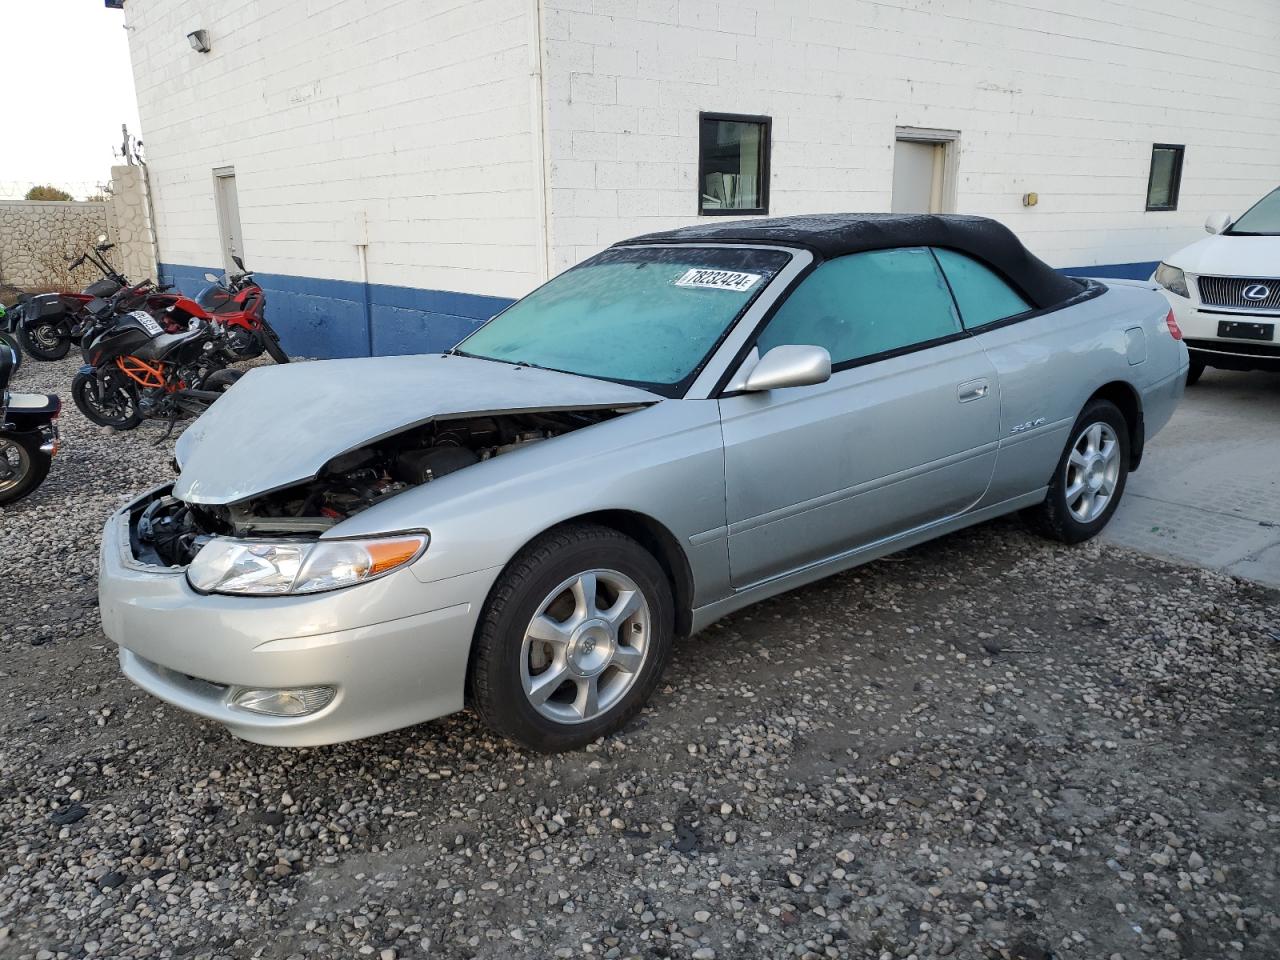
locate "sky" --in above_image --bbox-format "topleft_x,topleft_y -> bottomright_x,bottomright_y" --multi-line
0,0 -> 142,199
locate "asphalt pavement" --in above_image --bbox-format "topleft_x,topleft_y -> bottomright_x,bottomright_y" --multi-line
1104,367 -> 1280,587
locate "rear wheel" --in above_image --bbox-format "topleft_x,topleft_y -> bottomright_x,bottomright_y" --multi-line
1028,399 -> 1129,544
203,368 -> 243,393
1186,358 -> 1205,386
19,320 -> 70,361
469,523 -> 675,752
72,368 -> 142,430
0,431 -> 51,506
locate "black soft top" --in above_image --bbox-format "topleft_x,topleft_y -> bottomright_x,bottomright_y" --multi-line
622,213 -> 1084,309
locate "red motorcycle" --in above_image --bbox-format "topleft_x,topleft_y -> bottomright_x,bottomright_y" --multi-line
145,256 -> 289,364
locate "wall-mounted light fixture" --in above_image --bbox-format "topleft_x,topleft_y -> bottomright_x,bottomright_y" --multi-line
187,29 -> 211,53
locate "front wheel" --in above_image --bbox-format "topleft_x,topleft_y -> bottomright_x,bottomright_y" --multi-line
19,320 -> 70,361
1028,399 -> 1129,544
469,523 -> 675,752
1186,358 -> 1205,386
259,320 -> 289,364
72,369 -> 142,430
0,431 -> 52,506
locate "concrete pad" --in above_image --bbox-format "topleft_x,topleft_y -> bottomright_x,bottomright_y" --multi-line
1104,368 -> 1280,587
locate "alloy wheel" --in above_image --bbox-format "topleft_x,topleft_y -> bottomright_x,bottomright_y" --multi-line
519,569 -> 651,725
0,436 -> 31,495
1064,422 -> 1120,523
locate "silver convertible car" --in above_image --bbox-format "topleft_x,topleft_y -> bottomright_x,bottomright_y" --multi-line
99,214 -> 1187,751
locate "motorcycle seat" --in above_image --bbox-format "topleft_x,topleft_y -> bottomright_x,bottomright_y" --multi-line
134,329 -> 205,362
5,392 -> 58,413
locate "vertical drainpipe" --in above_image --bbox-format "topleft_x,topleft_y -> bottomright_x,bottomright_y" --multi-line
528,0 -> 551,282
354,210 -> 373,356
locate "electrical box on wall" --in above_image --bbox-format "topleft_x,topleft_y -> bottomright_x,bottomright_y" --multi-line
1022,192 -> 1039,207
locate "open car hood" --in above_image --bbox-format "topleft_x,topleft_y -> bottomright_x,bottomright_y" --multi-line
173,354 -> 659,505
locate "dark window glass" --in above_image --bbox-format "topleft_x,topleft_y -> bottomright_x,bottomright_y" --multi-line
756,247 -> 961,365
933,248 -> 1031,328
1146,144 -> 1184,211
699,113 -> 770,216
458,246 -> 791,394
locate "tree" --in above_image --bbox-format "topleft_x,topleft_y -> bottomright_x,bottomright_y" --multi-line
25,185 -> 73,201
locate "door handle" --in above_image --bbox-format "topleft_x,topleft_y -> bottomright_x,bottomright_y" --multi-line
957,379 -> 989,403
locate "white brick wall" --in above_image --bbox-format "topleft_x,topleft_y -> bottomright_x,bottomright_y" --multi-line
542,0 -> 1280,272
124,0 -> 542,298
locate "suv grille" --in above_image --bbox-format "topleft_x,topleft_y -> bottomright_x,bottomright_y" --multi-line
1197,276 -> 1280,311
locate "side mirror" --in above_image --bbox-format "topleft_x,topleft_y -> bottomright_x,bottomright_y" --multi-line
232,254 -> 246,271
742,344 -> 832,392
1204,212 -> 1232,235
204,273 -> 219,282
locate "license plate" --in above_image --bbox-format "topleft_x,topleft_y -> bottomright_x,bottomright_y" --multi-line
130,310 -> 165,337
1217,319 -> 1274,341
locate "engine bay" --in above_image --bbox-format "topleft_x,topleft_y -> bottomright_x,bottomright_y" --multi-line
132,408 -> 635,567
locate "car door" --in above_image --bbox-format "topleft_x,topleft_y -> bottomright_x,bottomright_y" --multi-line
718,247 -> 1000,588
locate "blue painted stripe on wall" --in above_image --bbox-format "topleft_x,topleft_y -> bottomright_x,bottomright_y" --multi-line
1059,261 -> 1159,281
159,263 -> 514,359
161,258 -> 1159,359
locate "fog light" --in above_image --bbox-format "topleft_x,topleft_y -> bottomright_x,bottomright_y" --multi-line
231,686 -> 334,717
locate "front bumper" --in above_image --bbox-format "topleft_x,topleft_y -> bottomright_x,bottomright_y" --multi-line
99,489 -> 500,746
1164,291 -> 1280,371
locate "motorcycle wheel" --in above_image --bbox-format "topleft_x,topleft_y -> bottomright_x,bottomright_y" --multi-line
259,321 -> 290,363
0,332 -> 21,372
72,369 -> 142,430
19,320 -> 71,361
204,368 -> 244,393
0,431 -> 52,506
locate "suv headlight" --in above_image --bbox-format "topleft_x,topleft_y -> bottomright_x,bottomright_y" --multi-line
1154,262 -> 1190,299
187,533 -> 428,596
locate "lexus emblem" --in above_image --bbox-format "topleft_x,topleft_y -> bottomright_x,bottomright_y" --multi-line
1243,283 -> 1271,301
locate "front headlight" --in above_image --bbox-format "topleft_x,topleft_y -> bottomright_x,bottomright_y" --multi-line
187,533 -> 428,596
1154,262 -> 1190,299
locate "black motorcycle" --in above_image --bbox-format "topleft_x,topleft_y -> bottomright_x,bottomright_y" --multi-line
16,237 -> 146,362
0,301 -> 22,372
0,341 -> 60,506
72,295 -> 242,432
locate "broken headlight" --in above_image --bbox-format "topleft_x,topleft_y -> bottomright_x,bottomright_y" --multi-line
187,534 -> 428,596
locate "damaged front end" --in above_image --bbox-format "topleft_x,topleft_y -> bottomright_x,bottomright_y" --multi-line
134,407 -> 638,568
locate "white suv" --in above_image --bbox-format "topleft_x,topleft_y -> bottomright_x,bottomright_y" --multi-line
1153,187 -> 1280,384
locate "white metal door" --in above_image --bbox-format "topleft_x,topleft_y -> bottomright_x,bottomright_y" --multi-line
891,140 -> 944,214
213,167 -> 243,270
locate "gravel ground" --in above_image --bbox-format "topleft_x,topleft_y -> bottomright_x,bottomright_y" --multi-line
1,355 -> 1278,960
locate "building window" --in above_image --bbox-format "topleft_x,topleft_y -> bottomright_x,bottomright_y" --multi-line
1146,144 -> 1184,211
699,112 -> 770,216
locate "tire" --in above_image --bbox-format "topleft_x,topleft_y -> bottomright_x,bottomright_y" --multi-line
260,321 -> 290,363
1186,358 -> 1205,386
19,320 -> 71,361
468,523 -> 675,752
0,332 -> 21,372
0,431 -> 52,506
1028,398 -> 1129,544
204,368 -> 244,393
72,369 -> 142,430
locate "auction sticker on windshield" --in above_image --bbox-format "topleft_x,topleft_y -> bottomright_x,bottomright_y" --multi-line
673,268 -> 762,292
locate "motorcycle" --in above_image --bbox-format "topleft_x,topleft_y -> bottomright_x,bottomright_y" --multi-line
0,302 -> 22,372
71,291 -> 243,432
149,255 -> 289,363
16,236 -> 136,362
0,340 -> 60,506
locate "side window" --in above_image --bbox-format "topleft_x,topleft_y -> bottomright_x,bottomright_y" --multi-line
933,248 -> 1031,328
756,247 -> 961,365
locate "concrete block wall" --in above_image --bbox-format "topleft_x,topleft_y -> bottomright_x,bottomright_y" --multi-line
540,0 -> 1280,275
123,0 -> 540,357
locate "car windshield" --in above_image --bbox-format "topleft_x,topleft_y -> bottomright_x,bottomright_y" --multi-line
1228,187 -> 1280,235
455,245 -> 792,394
